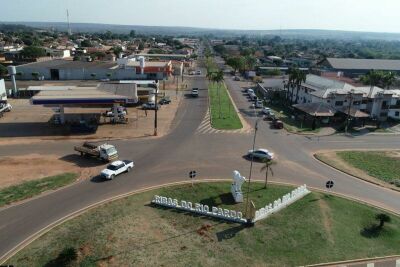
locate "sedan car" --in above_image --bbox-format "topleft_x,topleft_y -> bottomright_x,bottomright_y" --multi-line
247,149 -> 274,160
142,102 -> 160,110
262,107 -> 271,115
159,97 -> 171,105
101,160 -> 134,180
255,99 -> 263,108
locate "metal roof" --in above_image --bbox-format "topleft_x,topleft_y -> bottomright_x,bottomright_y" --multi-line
31,89 -> 128,105
326,58 -> 400,71
17,59 -> 117,70
293,102 -> 336,117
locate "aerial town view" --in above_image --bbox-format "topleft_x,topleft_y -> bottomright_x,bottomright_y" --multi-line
0,0 -> 400,266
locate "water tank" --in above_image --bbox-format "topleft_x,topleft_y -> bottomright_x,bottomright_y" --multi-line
8,66 -> 16,75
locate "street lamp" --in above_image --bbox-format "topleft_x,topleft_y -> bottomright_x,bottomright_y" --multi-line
244,105 -> 262,220
345,89 -> 355,134
154,80 -> 159,136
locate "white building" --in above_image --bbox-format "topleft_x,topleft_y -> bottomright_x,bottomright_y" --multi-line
287,74 -> 400,121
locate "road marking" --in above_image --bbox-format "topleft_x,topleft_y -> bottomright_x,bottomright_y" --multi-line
366,263 -> 374,267
396,259 -> 400,267
195,110 -> 251,135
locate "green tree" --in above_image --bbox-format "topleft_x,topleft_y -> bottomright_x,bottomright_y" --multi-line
287,67 -> 306,105
129,30 -> 136,38
21,46 -> 46,58
138,42 -> 145,51
260,159 -> 276,188
382,71 -> 396,89
226,56 -> 245,73
112,46 -> 123,58
212,70 -> 224,119
80,39 -> 92,47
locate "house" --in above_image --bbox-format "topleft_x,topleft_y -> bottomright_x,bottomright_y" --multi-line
319,58 -> 400,77
287,74 -> 400,121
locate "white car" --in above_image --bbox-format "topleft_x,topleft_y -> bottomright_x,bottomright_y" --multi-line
247,149 -> 274,160
247,89 -> 254,95
255,99 -> 263,108
262,107 -> 271,115
101,160 -> 134,180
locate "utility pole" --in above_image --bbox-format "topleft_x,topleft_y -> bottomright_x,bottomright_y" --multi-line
244,118 -> 259,220
345,90 -> 354,134
154,81 -> 159,136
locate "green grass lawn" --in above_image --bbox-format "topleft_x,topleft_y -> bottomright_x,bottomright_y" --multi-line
337,151 -> 400,185
0,173 -> 78,207
209,83 -> 243,130
7,182 -> 400,267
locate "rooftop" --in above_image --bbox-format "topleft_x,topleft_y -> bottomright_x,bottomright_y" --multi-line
17,59 -> 117,70
326,58 -> 400,71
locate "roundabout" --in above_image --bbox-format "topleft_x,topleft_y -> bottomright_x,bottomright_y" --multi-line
5,181 -> 400,266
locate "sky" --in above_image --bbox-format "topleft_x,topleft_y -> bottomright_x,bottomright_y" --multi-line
1,0 -> 400,33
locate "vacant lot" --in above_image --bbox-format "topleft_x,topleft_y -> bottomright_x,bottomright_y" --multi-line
316,151 -> 400,188
0,154 -> 104,189
7,182 -> 400,266
209,83 -> 243,130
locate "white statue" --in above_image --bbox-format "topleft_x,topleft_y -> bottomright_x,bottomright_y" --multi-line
231,170 -> 246,203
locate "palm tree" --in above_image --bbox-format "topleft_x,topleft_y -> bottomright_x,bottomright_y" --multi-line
383,71 -> 396,89
287,68 -> 297,104
294,69 -> 307,104
260,159 -> 276,188
213,70 -> 225,118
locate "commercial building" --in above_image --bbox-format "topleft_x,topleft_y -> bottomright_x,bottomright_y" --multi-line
319,58 -> 400,77
285,74 -> 400,121
14,57 -> 173,81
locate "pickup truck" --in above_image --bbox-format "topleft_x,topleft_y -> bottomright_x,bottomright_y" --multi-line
0,103 -> 12,113
142,102 -> 160,110
191,88 -> 199,97
74,142 -> 118,162
101,160 -> 134,180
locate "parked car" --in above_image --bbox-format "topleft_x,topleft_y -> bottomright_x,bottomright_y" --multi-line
264,111 -> 276,120
255,99 -> 263,108
247,149 -> 274,160
234,76 -> 241,81
262,107 -> 271,115
100,160 -> 134,180
189,70 -> 196,75
272,119 -> 284,129
247,89 -> 254,95
159,96 -> 171,105
191,88 -> 199,97
196,70 -> 202,75
249,93 -> 257,101
104,106 -> 127,117
100,78 -> 110,82
142,102 -> 160,110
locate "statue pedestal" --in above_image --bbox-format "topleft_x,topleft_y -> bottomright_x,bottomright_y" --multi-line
231,184 -> 244,203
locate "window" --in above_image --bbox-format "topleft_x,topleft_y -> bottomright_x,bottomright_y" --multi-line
353,101 -> 361,105
380,112 -> 387,117
395,111 -> 400,117
327,100 -> 330,103
335,101 -> 344,106
362,99 -> 367,104
344,99 -> 347,102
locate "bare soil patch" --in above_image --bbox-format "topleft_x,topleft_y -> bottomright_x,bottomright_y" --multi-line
0,154 -> 104,189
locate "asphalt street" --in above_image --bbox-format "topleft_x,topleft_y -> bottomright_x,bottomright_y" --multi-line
0,65 -> 399,261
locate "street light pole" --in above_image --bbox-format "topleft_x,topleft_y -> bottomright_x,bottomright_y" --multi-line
244,105 -> 259,219
154,81 -> 159,136
345,90 -> 354,134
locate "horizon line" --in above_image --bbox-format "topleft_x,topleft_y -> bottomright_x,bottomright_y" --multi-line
1,20 -> 400,35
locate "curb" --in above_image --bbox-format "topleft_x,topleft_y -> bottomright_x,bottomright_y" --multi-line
313,152 -> 400,193
305,255 -> 400,267
2,179 -> 399,264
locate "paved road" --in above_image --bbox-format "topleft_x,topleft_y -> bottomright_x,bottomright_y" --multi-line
0,64 -> 400,260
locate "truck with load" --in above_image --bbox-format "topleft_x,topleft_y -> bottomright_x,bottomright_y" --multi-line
74,142 -> 118,162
